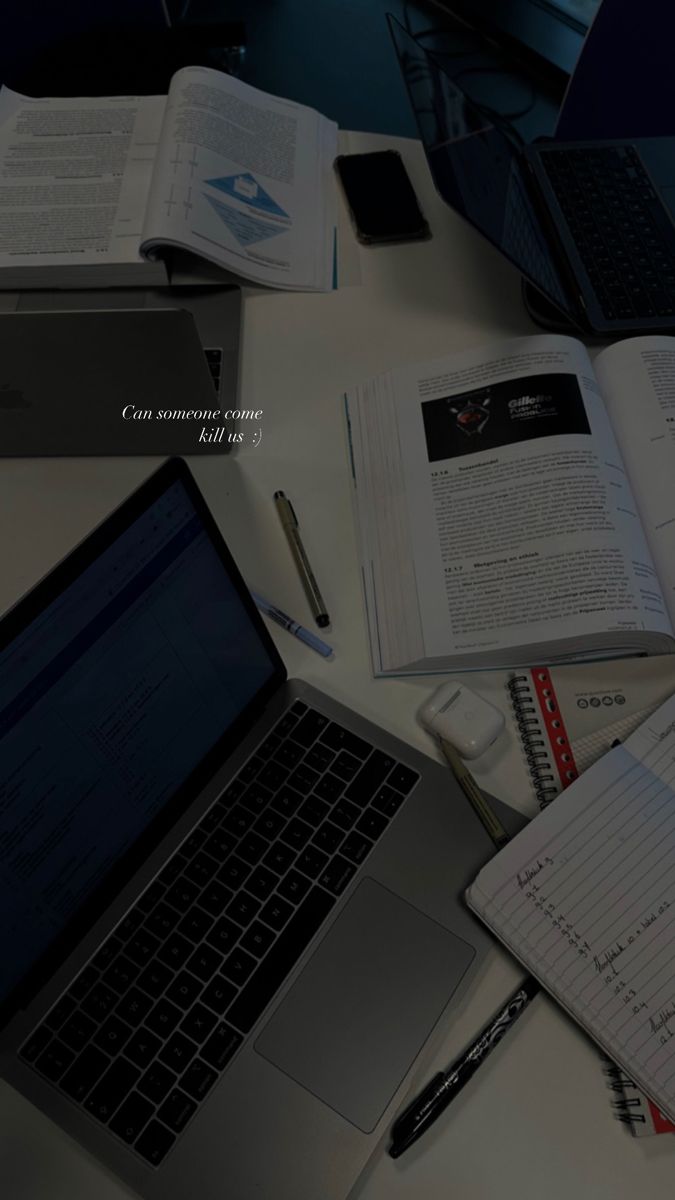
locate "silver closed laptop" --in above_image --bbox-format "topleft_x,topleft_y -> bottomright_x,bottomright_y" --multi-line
0,286 -> 241,455
0,459 -> 518,1199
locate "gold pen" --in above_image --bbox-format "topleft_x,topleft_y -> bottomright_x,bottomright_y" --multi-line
274,490 -> 330,628
439,737 -> 509,849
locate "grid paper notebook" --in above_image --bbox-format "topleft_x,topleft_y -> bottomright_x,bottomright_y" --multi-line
467,692 -> 675,1124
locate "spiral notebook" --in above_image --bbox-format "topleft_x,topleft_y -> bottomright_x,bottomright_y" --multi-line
491,658 -> 675,1136
506,658 -> 675,808
467,693 -> 675,1128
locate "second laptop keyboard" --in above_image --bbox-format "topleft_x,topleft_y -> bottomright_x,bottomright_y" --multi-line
20,699 -> 419,1167
540,143 -> 675,321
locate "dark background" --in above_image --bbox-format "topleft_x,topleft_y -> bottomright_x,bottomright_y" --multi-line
0,0 -> 591,138
421,371 -> 590,460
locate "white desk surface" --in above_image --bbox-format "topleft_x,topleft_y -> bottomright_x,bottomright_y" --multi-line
2,131 -> 675,1200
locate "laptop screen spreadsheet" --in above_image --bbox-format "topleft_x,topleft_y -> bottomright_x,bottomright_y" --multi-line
0,478 -> 276,1009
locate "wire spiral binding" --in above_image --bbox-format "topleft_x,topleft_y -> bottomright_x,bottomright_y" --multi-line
600,1054 -> 648,1128
507,674 -> 559,809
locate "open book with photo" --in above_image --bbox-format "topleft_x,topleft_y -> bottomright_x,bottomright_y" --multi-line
346,333 -> 675,675
0,66 -> 337,291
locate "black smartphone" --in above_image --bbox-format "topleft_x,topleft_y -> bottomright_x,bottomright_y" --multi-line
335,150 -> 431,244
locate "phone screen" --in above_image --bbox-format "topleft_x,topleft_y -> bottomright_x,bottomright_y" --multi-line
335,151 -> 430,243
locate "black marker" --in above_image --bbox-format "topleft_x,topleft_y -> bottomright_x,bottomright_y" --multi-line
389,976 -> 540,1159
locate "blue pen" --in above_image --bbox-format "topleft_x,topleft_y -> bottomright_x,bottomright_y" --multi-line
251,591 -> 334,659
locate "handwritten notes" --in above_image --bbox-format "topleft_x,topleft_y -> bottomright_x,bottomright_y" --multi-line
468,693 -> 675,1119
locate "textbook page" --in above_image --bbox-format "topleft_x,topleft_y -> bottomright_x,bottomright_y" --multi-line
595,335 -> 675,628
349,334 -> 673,673
467,691 -> 675,1125
141,66 -> 337,292
0,87 -> 168,285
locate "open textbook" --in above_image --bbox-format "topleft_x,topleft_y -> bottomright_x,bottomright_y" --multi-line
0,66 -> 337,291
346,333 -> 675,674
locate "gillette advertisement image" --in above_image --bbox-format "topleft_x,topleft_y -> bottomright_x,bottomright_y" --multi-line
421,371 -> 590,461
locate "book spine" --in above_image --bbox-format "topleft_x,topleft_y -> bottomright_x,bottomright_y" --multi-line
507,670 -> 565,809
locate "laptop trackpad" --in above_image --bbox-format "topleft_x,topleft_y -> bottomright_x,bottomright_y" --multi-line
254,877 -> 476,1132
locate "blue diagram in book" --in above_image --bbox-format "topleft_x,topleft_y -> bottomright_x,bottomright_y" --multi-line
203,194 -> 287,246
205,172 -> 289,218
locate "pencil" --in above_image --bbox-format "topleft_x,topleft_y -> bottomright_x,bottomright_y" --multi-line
439,737 -> 509,849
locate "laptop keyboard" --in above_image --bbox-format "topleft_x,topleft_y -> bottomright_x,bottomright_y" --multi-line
19,699 -> 419,1167
539,144 -> 675,321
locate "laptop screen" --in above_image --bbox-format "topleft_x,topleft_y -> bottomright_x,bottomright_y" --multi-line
388,17 -> 572,319
0,464 -> 280,1015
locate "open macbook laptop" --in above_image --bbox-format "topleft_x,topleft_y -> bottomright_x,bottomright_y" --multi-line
0,286 -> 241,455
0,459 -> 521,1200
390,16 -> 675,337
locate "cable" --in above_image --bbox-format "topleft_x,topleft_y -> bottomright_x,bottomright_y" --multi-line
394,7 -> 538,138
